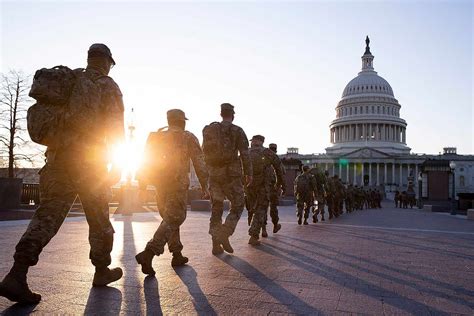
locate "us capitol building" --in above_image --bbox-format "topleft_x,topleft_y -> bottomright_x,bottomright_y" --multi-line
281,37 -> 474,205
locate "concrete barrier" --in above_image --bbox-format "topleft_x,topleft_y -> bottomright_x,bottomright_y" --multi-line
423,205 -> 432,212
467,209 -> 474,220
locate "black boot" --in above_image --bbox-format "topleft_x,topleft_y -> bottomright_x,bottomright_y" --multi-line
297,215 -> 302,225
248,236 -> 260,246
92,267 -> 123,286
312,215 -> 318,223
0,263 -> 41,304
212,237 -> 224,255
273,223 -> 282,233
135,249 -> 155,276
171,252 -> 189,267
303,218 -> 308,225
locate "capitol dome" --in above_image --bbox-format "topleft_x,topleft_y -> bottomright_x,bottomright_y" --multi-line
326,36 -> 411,156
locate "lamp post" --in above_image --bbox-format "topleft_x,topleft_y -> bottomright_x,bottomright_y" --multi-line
418,173 -> 423,209
449,161 -> 456,215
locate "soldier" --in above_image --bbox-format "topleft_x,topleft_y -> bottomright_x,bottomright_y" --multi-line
135,109 -> 209,275
202,103 -> 252,255
309,166 -> 326,223
247,135 -> 284,245
294,165 -> 315,225
261,143 -> 285,237
345,183 -> 355,213
0,44 -> 124,304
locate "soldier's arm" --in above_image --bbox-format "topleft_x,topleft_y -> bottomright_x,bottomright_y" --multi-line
187,133 -> 209,190
237,128 -> 252,177
268,151 -> 284,188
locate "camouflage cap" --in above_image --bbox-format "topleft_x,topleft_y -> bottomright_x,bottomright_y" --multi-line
167,109 -> 188,121
302,165 -> 310,172
88,43 -> 116,65
250,135 -> 265,142
269,143 -> 277,149
220,103 -> 235,114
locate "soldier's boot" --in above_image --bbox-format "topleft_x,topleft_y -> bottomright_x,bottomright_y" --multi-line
261,226 -> 268,238
297,214 -> 302,225
219,233 -> 234,254
312,214 -> 318,223
171,252 -> 188,267
92,267 -> 123,287
273,223 -> 282,233
248,236 -> 261,246
0,263 -> 41,304
303,218 -> 308,225
211,237 -> 224,255
135,249 -> 155,276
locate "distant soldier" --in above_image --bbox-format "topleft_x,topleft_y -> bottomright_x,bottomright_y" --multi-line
345,184 -> 355,213
0,44 -> 124,304
135,109 -> 209,275
247,135 -> 285,245
294,166 -> 316,225
309,166 -> 326,222
202,103 -> 252,255
261,143 -> 286,237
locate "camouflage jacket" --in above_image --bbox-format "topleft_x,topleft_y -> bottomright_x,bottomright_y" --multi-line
265,155 -> 286,192
50,67 -> 125,164
248,145 -> 284,189
138,126 -> 209,191
204,120 -> 252,178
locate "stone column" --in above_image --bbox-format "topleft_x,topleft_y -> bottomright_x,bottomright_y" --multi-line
353,163 -> 357,185
384,163 -> 387,185
332,163 -> 335,176
346,162 -> 350,182
339,163 -> 342,177
400,163 -> 403,187
415,164 -> 418,179
392,163 -> 395,185
361,163 -> 365,185
325,163 -> 328,171
355,124 -> 359,141
369,163 -> 372,186
376,163 -> 380,186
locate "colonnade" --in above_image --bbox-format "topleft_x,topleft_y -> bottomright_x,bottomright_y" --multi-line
330,123 -> 406,144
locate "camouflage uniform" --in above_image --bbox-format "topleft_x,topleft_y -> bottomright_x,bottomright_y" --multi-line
294,167 -> 316,224
203,119 -> 252,240
247,139 -> 284,238
263,144 -> 286,229
138,118 -> 209,256
13,66 -> 124,269
309,167 -> 326,222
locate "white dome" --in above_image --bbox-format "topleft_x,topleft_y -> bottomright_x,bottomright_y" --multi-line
342,72 -> 394,98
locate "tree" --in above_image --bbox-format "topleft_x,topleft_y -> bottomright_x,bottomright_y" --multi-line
0,70 -> 42,178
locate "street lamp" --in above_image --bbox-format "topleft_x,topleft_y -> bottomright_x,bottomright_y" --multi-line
449,161 -> 457,215
418,173 -> 423,209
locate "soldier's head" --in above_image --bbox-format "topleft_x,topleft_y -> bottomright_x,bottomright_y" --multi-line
220,103 -> 235,122
302,165 -> 310,173
250,135 -> 265,147
87,43 -> 115,75
269,143 -> 277,153
167,109 -> 188,130
324,170 -> 329,176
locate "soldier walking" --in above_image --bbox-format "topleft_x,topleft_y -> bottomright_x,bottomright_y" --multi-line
0,44 -> 125,304
135,109 -> 209,275
247,135 -> 284,245
261,143 -> 286,237
202,103 -> 252,255
294,166 -> 316,225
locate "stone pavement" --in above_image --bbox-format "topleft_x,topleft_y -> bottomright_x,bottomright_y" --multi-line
0,202 -> 473,315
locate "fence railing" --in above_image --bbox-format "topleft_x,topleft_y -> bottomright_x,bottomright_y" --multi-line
21,183 -> 40,205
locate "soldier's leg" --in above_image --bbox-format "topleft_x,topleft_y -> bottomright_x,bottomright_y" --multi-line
296,200 -> 303,224
2,164 -> 75,304
209,177 -> 225,239
221,177 -> 245,237
303,201 -> 310,225
318,201 -> 325,221
248,188 -> 268,244
269,190 -> 280,226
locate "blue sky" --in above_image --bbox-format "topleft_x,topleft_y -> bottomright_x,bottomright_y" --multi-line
1,0 -> 472,155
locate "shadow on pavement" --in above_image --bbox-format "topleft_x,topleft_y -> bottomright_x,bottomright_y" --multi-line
85,286 -> 122,315
219,255 -> 320,314
259,243 -> 450,315
1,302 -> 37,316
174,265 -> 217,315
143,276 -> 163,315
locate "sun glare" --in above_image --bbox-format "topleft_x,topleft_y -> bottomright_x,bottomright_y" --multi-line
112,141 -> 143,183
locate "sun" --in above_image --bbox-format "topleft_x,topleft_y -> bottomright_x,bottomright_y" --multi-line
111,140 -> 143,183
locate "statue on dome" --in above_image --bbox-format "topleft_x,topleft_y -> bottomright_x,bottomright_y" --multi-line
365,36 -> 371,55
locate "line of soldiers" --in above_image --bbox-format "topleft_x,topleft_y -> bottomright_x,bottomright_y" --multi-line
294,166 -> 383,224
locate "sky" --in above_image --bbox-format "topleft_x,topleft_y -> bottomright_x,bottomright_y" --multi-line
1,0 -> 473,158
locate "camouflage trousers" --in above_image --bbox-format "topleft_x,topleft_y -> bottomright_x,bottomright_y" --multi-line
296,197 -> 313,219
247,185 -> 269,238
209,176 -> 245,238
264,187 -> 279,226
313,198 -> 326,219
146,188 -> 187,255
14,162 -> 114,268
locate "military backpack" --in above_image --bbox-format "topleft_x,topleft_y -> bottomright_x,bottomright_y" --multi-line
202,122 -> 235,167
295,174 -> 312,195
27,65 -> 104,147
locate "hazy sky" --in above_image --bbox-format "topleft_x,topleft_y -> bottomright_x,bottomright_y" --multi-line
1,0 -> 473,156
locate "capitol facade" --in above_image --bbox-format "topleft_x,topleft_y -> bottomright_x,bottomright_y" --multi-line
282,37 -> 474,204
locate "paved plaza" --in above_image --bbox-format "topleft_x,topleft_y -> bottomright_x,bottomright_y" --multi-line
0,202 -> 473,315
